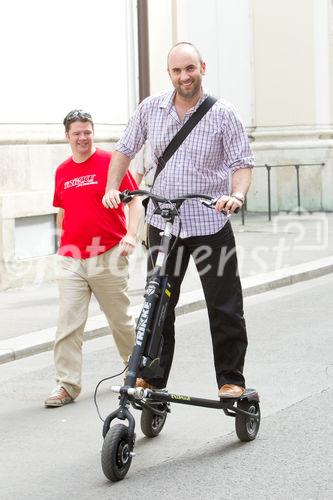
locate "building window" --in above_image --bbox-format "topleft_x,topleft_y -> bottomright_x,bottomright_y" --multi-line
15,215 -> 57,259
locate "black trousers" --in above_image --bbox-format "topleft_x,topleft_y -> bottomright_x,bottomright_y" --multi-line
145,221 -> 248,389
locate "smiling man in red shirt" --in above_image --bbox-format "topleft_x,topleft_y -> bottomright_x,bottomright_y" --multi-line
45,110 -> 142,407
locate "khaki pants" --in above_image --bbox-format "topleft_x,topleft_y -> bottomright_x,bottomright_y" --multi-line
54,246 -> 135,399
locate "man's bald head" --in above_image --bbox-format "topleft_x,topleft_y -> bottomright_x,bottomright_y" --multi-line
167,42 -> 203,70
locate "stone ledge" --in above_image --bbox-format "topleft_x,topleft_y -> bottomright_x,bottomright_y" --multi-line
0,191 -> 56,218
0,124 -> 124,145
252,125 -> 333,141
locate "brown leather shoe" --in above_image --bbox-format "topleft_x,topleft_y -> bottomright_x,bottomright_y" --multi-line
218,384 -> 245,399
136,378 -> 155,390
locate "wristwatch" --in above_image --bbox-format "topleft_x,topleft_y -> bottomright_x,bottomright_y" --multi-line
231,192 -> 245,203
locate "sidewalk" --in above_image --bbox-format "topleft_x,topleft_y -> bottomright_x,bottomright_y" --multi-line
1,212 -> 332,364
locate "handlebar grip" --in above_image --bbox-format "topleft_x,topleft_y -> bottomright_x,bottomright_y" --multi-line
201,198 -> 240,215
119,190 -> 133,203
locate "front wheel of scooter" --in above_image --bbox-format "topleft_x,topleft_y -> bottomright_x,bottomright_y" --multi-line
101,424 -> 133,481
140,404 -> 167,438
235,399 -> 260,442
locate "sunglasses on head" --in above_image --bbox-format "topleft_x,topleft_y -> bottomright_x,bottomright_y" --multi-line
63,110 -> 92,125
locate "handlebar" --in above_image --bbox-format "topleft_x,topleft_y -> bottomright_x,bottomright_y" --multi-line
120,189 -> 216,206
121,188 -> 213,201
119,189 -> 239,213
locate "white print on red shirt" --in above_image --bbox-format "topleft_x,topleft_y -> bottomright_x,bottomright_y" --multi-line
64,174 -> 97,189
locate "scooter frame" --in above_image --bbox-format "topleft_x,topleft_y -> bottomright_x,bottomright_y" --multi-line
100,189 -> 260,482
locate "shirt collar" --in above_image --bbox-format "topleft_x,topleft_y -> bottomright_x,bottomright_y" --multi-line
159,88 -> 209,113
159,89 -> 176,111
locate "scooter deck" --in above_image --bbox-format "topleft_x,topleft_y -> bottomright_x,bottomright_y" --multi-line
143,387 -> 259,418
145,387 -> 259,402
111,385 -> 259,411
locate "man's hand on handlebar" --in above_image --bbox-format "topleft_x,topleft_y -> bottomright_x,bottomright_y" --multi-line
102,189 -> 122,209
214,195 -> 243,214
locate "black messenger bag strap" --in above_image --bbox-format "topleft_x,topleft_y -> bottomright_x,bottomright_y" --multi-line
151,95 -> 217,188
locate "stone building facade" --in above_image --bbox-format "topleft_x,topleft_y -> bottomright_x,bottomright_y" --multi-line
0,0 -> 332,289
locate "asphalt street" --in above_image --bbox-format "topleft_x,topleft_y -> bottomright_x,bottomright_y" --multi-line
0,274 -> 333,499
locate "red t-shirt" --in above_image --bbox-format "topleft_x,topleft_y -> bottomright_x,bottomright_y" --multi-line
53,148 -> 137,258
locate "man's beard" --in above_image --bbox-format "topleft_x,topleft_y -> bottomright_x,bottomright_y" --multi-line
177,78 -> 202,100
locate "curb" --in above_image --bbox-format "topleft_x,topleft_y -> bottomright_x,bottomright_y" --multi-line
1,256 -> 332,365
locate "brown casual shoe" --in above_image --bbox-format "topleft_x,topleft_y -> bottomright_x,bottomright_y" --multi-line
44,386 -> 73,407
218,384 -> 245,399
136,378 -> 155,390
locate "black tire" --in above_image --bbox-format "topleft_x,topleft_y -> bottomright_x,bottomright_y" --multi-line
140,404 -> 167,438
101,424 -> 133,481
235,399 -> 260,442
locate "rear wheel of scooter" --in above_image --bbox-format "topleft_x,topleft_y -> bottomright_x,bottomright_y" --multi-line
101,424 -> 133,481
235,400 -> 260,442
140,405 -> 167,438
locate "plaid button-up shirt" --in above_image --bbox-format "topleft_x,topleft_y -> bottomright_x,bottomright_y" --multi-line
116,89 -> 254,237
